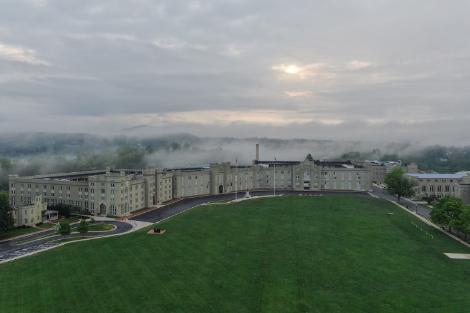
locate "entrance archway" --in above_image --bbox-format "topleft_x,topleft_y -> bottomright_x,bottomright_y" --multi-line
303,172 -> 311,190
218,185 -> 224,194
99,203 -> 107,216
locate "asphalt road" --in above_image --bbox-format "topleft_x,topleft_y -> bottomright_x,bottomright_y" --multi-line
0,221 -> 132,263
371,185 -> 431,218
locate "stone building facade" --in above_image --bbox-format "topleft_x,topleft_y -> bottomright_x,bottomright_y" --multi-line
406,172 -> 470,203
13,195 -> 46,227
9,157 -> 373,224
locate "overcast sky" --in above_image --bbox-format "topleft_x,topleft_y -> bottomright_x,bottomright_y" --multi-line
0,0 -> 469,144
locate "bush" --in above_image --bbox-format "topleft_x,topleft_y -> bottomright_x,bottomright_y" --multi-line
58,221 -> 71,235
423,195 -> 439,205
77,219 -> 89,234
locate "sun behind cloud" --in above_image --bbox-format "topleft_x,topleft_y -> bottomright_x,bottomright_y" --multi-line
284,65 -> 301,74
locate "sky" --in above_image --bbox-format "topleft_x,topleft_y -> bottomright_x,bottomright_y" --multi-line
0,0 -> 469,145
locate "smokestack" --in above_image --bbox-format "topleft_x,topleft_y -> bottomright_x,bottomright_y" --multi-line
256,143 -> 260,161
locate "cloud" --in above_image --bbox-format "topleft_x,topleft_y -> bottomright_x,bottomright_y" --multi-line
347,60 -> 373,70
29,0 -> 48,7
285,91 -> 312,97
66,32 -> 137,42
0,0 -> 469,144
153,37 -> 207,51
271,63 -> 335,80
221,43 -> 243,57
160,110 -> 316,126
0,42 -> 49,66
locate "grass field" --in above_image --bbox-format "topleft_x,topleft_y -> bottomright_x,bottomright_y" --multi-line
88,223 -> 114,231
0,195 -> 469,313
0,227 -> 39,241
70,223 -> 114,232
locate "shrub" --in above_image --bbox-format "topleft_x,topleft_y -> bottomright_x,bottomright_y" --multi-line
58,221 -> 71,235
77,219 -> 89,234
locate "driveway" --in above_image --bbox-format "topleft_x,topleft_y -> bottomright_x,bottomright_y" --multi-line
0,221 -> 132,263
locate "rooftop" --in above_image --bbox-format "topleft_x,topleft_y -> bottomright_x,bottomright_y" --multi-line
16,169 -> 143,181
406,173 -> 468,179
254,160 -> 301,166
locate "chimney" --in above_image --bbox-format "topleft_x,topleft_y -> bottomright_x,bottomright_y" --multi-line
256,144 -> 260,161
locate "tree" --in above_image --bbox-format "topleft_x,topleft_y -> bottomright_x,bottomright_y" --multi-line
58,221 -> 71,235
0,192 -> 14,233
430,196 -> 464,232
384,167 -> 416,202
460,206 -> 470,240
77,219 -> 89,235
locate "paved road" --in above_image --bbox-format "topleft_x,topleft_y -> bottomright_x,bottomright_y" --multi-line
131,190 -> 369,223
0,221 -> 132,263
371,185 -> 431,218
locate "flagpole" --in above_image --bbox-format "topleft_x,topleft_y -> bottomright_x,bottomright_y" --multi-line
273,157 -> 276,196
235,158 -> 238,200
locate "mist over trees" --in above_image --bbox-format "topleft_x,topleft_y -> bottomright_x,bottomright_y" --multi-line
1,133 -> 469,192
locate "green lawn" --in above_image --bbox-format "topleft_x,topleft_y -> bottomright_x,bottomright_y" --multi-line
0,195 -> 469,313
0,227 -> 39,241
36,222 -> 56,230
58,217 -> 81,224
88,223 -> 114,231
70,223 -> 114,232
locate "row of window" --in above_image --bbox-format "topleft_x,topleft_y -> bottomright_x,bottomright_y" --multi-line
420,185 -> 456,193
